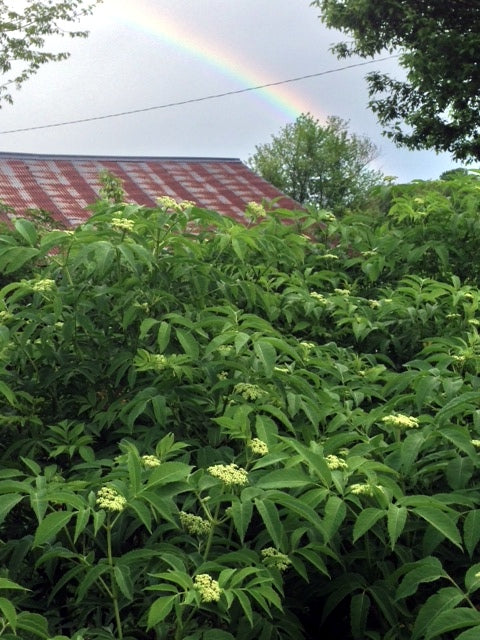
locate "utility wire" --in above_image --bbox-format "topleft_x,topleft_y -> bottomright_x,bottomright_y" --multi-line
0,55 -> 399,135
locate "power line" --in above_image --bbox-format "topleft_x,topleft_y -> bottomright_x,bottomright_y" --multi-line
0,55 -> 399,135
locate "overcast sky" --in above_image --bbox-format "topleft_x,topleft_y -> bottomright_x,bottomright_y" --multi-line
0,0 -> 467,182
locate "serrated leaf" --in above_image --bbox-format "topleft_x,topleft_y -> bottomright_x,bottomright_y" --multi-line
464,563 -> 480,594
33,511 -> 73,547
0,578 -> 26,591
412,506 -> 462,548
14,218 -> 37,246
229,498 -> 253,543
456,626 -> 480,640
353,508 -> 385,542
253,339 -> 276,378
396,557 -> 446,600
0,494 -> 23,525
233,588 -> 253,626
412,587 -> 464,640
424,607 -> 480,639
464,509 -> 480,557
446,456 -> 474,490
254,498 -> 284,548
176,328 -> 199,359
0,596 -> 17,630
255,468 -> 312,489
145,462 -> 192,488
350,592 -> 370,639
147,595 -> 177,628
114,563 -> 133,600
387,504 -> 407,549
323,495 -> 346,542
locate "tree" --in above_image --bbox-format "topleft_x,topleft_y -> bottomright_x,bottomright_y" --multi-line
248,113 -> 382,212
0,0 -> 100,105
312,0 -> 480,161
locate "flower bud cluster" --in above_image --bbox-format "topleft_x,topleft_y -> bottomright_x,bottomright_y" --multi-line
245,201 -> 267,220
309,291 -> 327,303
141,455 -> 161,468
233,382 -> 265,401
207,463 -> 248,486
111,217 -> 135,232
193,574 -> 222,602
247,438 -> 269,456
179,511 -> 212,536
157,196 -> 195,212
261,547 -> 291,571
96,486 -> 127,512
350,483 -> 375,497
325,454 -> 348,471
31,279 -> 56,293
382,414 -> 419,429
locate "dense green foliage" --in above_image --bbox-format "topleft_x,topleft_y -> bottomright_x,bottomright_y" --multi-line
0,175 -> 479,638
0,0 -> 100,105
312,0 -> 480,161
248,113 -> 383,212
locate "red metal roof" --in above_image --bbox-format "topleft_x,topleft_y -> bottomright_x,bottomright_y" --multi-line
0,153 -> 301,227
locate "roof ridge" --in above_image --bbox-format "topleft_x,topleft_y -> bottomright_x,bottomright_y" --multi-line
0,152 -> 243,163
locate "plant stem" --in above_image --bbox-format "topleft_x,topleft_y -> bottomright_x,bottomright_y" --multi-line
106,520 -> 123,640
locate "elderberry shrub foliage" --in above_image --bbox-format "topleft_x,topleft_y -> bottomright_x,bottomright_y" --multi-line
0,174 -> 479,639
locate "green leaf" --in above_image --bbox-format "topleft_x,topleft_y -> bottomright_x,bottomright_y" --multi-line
268,490 -> 326,538
114,563 -> 133,600
0,380 -> 16,406
446,456 -> 474,490
145,462 -> 192,488
323,495 -> 346,543
424,608 -> 480,639
387,504 -> 407,549
233,588 -> 253,626
254,498 -> 284,549
396,557 -> 446,600
464,510 -> 480,557
176,328 -> 199,359
229,498 -> 253,543
0,494 -> 23,525
157,321 -> 171,353
255,468 -> 312,490
456,627 -> 480,640
253,339 -> 277,378
0,578 -> 27,591
203,631 -> 236,640
15,612 -> 49,638
33,511 -> 73,547
464,563 -> 480,594
412,587 -> 464,640
412,506 -> 462,548
0,596 -> 17,631
73,507 -> 90,543
350,592 -> 370,639
14,218 -> 37,246
126,444 -> 142,494
353,508 -> 385,543
147,595 -> 177,628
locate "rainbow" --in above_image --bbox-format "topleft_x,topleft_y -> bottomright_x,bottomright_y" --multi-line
109,0 -> 323,122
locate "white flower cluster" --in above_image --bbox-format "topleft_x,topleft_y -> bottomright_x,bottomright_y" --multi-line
179,511 -> 212,536
193,574 -> 222,602
333,288 -> 351,296
247,438 -> 269,456
261,547 -> 291,571
96,486 -> 127,512
207,463 -> 248,486
382,414 -> 419,429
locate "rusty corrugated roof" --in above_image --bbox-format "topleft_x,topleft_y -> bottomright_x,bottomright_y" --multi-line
0,152 -> 301,227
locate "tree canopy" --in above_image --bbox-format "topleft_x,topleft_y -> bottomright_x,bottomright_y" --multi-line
312,0 -> 480,161
0,0 -> 100,105
248,113 -> 382,212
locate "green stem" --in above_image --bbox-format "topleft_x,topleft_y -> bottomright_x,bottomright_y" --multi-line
202,501 -> 221,561
106,521 -> 123,640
